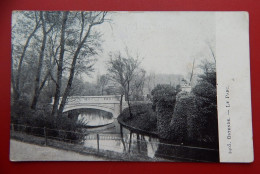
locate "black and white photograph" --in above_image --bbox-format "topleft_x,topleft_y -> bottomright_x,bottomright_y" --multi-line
10,11 -> 238,162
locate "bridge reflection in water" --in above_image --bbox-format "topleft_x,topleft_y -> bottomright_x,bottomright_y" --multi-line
83,133 -> 159,158
76,109 -> 114,127
64,107 -> 159,158
64,109 -> 159,158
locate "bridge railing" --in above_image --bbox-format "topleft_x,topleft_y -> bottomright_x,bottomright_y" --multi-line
51,95 -> 123,105
51,95 -> 153,106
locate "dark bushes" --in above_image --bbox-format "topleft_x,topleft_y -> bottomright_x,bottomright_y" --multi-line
192,81 -> 218,147
120,104 -> 157,133
170,82 -> 218,148
171,92 -> 197,143
11,99 -> 85,143
151,84 -> 177,139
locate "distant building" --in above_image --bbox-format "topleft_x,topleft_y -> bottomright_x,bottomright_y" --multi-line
180,78 -> 191,92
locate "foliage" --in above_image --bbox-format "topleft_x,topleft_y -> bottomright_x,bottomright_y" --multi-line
151,84 -> 176,110
192,59 -> 218,146
170,91 -> 197,143
151,84 -> 177,139
11,100 -> 85,143
175,84 -> 182,94
192,81 -> 217,114
191,82 -> 218,147
147,59 -> 218,148
119,104 -> 157,133
198,59 -> 216,86
168,59 -> 218,148
11,11 -> 108,116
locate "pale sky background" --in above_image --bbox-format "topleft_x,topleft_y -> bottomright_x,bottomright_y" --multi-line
89,11 -> 216,82
12,11 -> 216,82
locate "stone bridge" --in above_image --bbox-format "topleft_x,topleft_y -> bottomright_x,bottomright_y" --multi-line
52,95 -> 128,118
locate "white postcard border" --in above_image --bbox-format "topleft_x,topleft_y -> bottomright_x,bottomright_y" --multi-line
216,12 -> 254,163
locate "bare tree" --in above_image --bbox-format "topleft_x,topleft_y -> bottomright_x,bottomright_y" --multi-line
97,74 -> 109,95
146,72 -> 156,95
189,58 -> 196,84
107,51 -> 141,117
131,69 -> 146,101
206,40 -> 216,63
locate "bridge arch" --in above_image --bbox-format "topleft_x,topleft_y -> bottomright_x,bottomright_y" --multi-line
52,95 -> 127,119
63,104 -> 118,118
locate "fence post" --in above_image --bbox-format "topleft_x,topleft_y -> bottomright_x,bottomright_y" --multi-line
11,123 -> 14,131
128,131 -> 132,153
120,125 -> 126,151
137,133 -> 140,153
97,134 -> 100,153
44,126 -> 47,146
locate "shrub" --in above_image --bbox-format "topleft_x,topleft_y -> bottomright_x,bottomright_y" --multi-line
151,84 -> 176,111
151,84 -> 177,139
170,91 -> 197,143
192,81 -> 217,115
169,81 -> 218,148
11,100 -> 85,144
120,104 -> 157,133
192,81 -> 218,147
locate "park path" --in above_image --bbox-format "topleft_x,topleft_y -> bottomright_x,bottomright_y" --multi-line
9,139 -> 108,161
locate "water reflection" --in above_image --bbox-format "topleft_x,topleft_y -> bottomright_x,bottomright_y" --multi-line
66,108 -> 159,159
66,109 -> 114,127
83,133 -> 159,158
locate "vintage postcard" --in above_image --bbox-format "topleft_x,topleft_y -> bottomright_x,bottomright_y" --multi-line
10,11 -> 253,162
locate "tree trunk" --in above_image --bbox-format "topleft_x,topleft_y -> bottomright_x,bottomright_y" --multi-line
31,16 -> 47,109
51,12 -> 69,117
120,94 -> 123,113
57,27 -> 91,117
14,20 -> 40,101
126,81 -> 133,118
57,12 -> 106,116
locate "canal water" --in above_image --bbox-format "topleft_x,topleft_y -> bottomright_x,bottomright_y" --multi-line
83,133 -> 159,158
67,108 -> 160,158
66,108 -> 160,159
63,108 -> 219,161
66,108 -> 114,127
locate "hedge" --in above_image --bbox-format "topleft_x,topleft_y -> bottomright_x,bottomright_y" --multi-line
11,99 -> 85,143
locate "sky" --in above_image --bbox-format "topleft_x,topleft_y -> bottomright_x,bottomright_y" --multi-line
89,12 -> 216,82
12,11 -> 216,82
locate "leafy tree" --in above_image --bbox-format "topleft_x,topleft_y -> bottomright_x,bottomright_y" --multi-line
191,59 -> 218,146
12,11 -> 41,101
57,12 -> 108,117
31,11 -> 59,109
170,59 -> 218,147
51,11 -> 69,117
